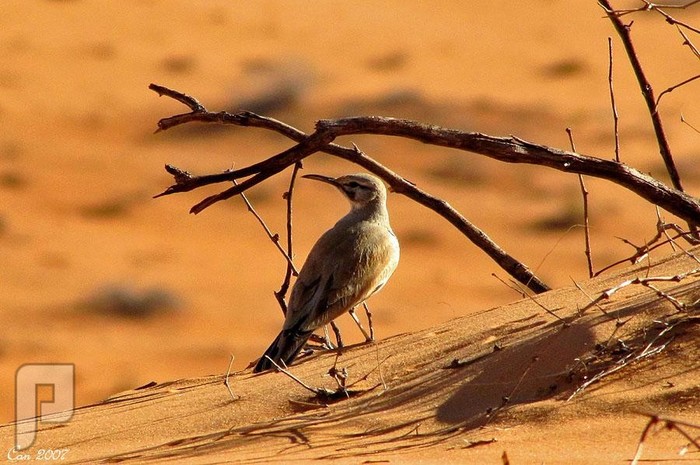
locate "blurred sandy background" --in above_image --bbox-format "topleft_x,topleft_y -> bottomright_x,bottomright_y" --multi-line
1,1 -> 698,422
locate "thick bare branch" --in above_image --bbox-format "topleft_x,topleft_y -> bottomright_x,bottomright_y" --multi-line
152,105 -> 700,226
317,117 -> 700,224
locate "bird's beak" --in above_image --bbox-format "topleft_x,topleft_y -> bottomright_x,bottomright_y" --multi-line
302,174 -> 340,187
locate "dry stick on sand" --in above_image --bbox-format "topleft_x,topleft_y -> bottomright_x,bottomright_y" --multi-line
223,354 -> 242,401
149,85 -> 700,293
567,316 -> 689,401
581,268 -> 700,313
262,355 -> 380,401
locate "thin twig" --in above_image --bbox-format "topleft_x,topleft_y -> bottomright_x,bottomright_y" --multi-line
656,73 -> 700,111
676,24 -> 700,59
681,113 -> 700,134
512,281 -> 568,324
607,38 -> 621,162
264,356 -> 338,397
595,230 -> 699,277
570,278 -> 611,317
234,179 -> 299,276
567,128 -> 594,278
274,163 -> 302,315
348,307 -> 372,342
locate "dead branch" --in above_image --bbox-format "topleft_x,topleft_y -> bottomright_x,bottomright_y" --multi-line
149,84 -> 551,293
568,317 -> 682,400
263,356 -> 375,401
263,356 -> 340,398
150,84 -> 700,227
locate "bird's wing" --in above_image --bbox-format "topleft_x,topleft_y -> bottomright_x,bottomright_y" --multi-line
284,222 -> 398,333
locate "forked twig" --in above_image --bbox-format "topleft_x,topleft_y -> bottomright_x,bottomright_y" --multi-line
655,73 -> 700,110
594,217 -> 700,276
676,24 -> 700,59
631,412 -> 700,465
263,355 -> 378,401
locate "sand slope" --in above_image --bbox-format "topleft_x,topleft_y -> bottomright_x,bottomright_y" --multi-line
2,247 -> 698,464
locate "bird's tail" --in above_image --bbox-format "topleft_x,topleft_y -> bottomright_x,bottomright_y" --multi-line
253,329 -> 312,373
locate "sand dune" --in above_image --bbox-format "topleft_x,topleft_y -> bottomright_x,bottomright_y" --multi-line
3,247 -> 699,464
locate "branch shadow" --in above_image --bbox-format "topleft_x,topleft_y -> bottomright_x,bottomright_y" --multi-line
436,321 -> 594,427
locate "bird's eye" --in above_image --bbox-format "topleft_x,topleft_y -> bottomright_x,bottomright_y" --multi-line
347,181 -> 360,189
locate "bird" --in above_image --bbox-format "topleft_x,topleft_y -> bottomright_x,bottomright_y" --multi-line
253,173 -> 400,373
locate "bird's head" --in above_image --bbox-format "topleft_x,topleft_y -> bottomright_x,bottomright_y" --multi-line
303,173 -> 387,209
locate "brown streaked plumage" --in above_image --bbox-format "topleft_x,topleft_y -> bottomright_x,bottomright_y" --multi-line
253,173 -> 400,373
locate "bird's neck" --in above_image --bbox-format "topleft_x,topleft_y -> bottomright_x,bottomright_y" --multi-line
346,200 -> 390,224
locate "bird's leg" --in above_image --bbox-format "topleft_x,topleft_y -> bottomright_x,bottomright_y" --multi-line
349,306 -> 372,342
308,331 -> 335,350
363,302 -> 375,341
330,321 -> 344,349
